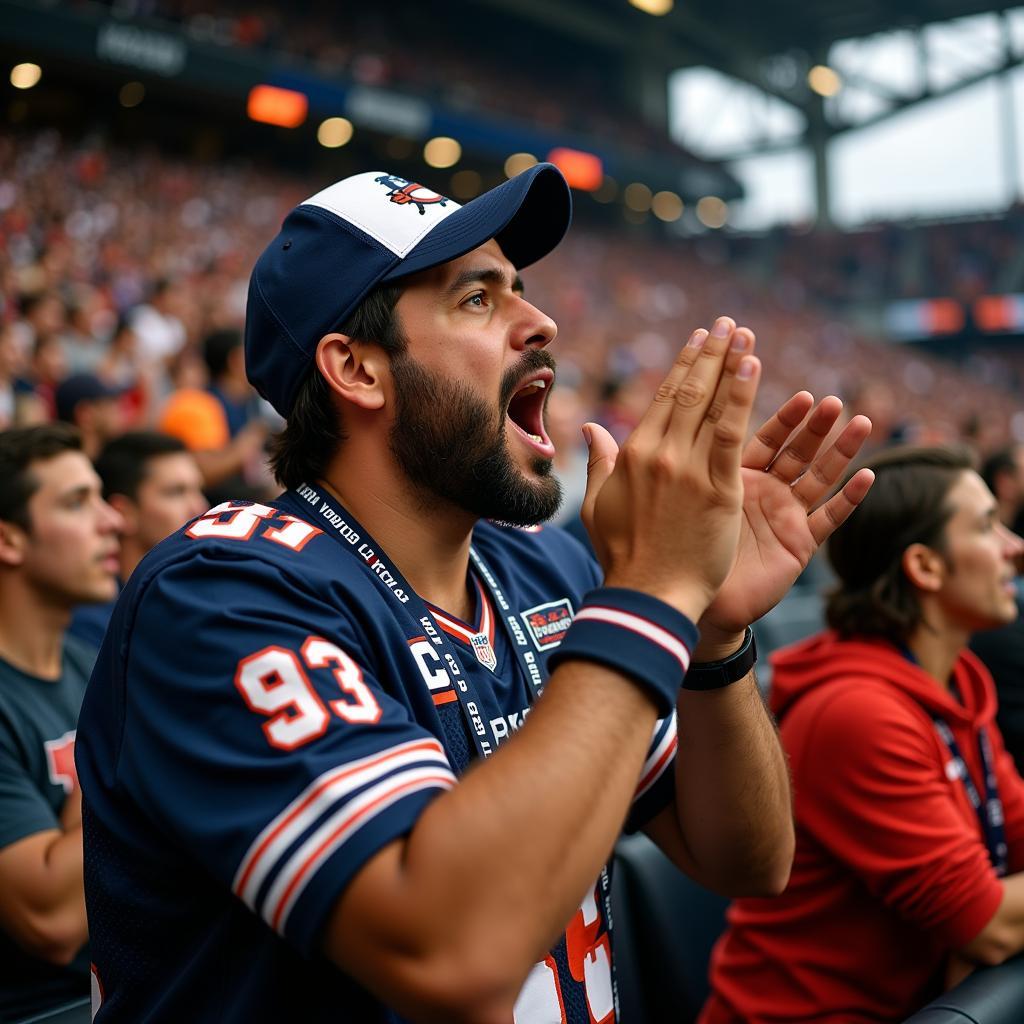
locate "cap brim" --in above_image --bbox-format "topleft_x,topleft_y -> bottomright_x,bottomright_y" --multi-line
381,163 -> 571,282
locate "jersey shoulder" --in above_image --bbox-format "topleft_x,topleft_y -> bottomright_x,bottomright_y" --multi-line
129,495 -> 371,611
473,519 -> 602,592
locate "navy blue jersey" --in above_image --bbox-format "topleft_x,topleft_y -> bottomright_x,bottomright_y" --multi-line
76,489 -> 677,1022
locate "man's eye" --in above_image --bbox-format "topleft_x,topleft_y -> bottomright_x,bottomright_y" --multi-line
465,293 -> 486,308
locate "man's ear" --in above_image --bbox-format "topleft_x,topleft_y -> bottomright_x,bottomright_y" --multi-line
902,542 -> 946,593
107,493 -> 139,538
0,520 -> 27,568
315,334 -> 386,412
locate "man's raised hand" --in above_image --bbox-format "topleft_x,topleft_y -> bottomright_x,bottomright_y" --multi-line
697,389 -> 875,652
580,317 -> 760,625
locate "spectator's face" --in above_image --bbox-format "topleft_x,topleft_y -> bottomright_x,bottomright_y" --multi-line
33,337 -> 67,383
386,240 -> 562,524
80,397 -> 125,444
15,452 -> 123,605
126,453 -> 207,551
932,470 -> 1023,633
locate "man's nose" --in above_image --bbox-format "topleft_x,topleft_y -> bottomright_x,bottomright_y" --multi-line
510,297 -> 557,351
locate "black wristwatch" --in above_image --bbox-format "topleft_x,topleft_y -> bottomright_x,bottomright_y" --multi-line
683,628 -> 757,691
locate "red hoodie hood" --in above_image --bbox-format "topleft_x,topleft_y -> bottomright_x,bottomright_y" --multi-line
769,631 -> 996,729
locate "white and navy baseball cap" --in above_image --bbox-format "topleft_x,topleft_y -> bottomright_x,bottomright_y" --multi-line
245,164 -> 572,416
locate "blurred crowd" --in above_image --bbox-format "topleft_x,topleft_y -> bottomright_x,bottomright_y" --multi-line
725,207 -> 1024,307
2,128 -> 1023,531
57,0 -> 683,158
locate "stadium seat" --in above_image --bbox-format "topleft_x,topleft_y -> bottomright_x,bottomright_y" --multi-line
900,955 -> 1024,1023
612,833 -> 730,1024
13,998 -> 91,1024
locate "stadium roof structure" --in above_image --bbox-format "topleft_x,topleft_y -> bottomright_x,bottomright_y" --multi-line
477,0 -> 1024,219
481,0 -> 1023,133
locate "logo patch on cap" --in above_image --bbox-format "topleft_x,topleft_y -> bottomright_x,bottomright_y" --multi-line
300,170 -> 461,258
520,599 -> 574,651
374,174 -> 451,216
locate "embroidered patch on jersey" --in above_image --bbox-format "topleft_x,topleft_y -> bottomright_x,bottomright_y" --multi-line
470,631 -> 498,671
520,599 -> 574,652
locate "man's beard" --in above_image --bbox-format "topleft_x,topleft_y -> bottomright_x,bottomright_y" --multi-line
388,348 -> 563,525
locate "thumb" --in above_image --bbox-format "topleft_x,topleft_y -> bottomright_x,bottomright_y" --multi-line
580,421 -> 618,532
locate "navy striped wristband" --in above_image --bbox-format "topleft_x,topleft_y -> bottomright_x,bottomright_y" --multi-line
549,587 -> 699,716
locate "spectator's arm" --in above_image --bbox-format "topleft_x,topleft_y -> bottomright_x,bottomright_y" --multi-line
0,793 -> 87,966
192,420 -> 267,488
960,873 -> 1024,965
644,667 -> 792,897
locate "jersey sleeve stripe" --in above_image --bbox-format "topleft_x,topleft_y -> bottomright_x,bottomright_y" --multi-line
233,738 -> 450,906
635,731 -> 677,800
635,712 -> 677,799
572,606 -> 692,672
265,766 -> 457,933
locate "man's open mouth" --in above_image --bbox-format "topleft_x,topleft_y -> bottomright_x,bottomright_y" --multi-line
506,370 -> 555,455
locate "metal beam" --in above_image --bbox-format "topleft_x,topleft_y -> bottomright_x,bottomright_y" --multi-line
701,53 -> 1024,163
826,53 -> 1024,135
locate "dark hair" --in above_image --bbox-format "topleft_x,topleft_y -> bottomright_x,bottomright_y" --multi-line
826,446 -> 976,644
202,328 -> 243,380
980,444 -> 1020,494
94,431 -> 189,501
268,283 -> 406,490
0,424 -> 82,530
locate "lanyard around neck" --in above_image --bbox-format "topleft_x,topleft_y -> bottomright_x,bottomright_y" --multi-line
933,718 -> 1008,876
289,483 -> 544,767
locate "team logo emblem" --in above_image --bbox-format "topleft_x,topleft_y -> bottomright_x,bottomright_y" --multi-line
470,632 -> 498,672
374,174 -> 450,215
520,599 -> 574,652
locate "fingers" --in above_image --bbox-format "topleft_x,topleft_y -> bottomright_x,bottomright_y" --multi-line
631,326 -> 710,446
791,414 -> 873,509
666,317 -> 740,439
633,316 -> 737,446
764,396 -> 844,485
579,421 -> 619,537
706,355 -> 761,485
807,468 -> 875,547
695,326 -> 756,444
743,392 -> 815,469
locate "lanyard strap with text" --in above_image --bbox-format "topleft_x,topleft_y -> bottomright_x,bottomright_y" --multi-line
933,718 -> 1008,876
288,483 -> 530,767
467,544 -> 548,703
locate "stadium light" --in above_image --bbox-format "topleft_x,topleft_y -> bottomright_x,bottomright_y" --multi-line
652,190 -> 684,222
807,65 -> 842,97
504,152 -> 538,178
10,63 -> 41,89
317,117 -> 353,148
547,147 -> 603,191
624,182 -> 652,212
696,196 -> 729,228
450,169 -> 482,199
628,0 -> 673,14
424,136 -> 461,168
119,82 -> 145,108
247,85 -> 308,128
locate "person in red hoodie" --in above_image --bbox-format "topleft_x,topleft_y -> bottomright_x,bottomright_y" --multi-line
702,445 -> 1024,1024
